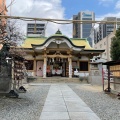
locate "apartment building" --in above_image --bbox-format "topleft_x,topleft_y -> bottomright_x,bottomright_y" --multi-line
94,32 -> 115,61
27,23 -> 45,37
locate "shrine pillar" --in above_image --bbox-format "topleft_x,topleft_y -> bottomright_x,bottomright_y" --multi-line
69,57 -> 72,78
43,57 -> 47,78
33,58 -> 37,76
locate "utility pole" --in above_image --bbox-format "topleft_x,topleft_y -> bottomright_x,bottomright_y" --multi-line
10,0 -> 13,16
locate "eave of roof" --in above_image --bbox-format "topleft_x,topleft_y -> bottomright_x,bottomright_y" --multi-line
83,49 -> 105,52
102,60 -> 120,66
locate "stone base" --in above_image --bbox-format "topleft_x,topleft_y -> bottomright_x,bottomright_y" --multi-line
88,76 -> 102,85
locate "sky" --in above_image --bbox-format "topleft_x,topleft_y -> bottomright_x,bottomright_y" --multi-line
62,0 -> 120,19
6,0 -> 120,38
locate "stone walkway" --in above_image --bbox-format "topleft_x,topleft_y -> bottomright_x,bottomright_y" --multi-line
39,84 -> 100,120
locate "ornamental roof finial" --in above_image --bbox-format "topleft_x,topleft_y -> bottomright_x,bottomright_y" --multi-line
55,29 -> 62,35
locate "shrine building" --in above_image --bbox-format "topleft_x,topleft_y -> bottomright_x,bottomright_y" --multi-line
22,30 -> 104,78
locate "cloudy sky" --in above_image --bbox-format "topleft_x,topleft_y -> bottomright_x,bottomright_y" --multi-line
6,0 -> 120,37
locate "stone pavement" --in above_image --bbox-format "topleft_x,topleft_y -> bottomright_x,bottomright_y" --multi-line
39,84 -> 101,120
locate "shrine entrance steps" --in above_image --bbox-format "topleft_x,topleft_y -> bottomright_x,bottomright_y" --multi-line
30,77 -> 88,83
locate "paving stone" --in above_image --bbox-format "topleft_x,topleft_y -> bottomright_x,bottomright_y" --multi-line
69,112 -> 101,120
65,101 -> 87,107
67,105 -> 93,112
39,84 -> 100,120
40,112 -> 69,119
44,100 -> 65,106
42,105 -> 67,112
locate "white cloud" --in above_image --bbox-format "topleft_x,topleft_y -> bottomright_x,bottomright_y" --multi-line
100,0 -> 113,2
6,0 -> 72,37
99,0 -> 113,3
99,0 -> 114,6
115,0 -> 120,9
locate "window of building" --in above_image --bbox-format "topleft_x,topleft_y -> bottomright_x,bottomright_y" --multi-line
82,24 -> 92,28
28,28 -> 34,31
82,29 -> 91,32
100,44 -> 102,48
79,61 -> 88,71
83,32 -> 91,37
28,24 -> 34,27
82,18 -> 92,20
25,60 -> 34,70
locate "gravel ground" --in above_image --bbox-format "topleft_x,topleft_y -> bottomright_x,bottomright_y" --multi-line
69,84 -> 120,120
0,85 -> 50,120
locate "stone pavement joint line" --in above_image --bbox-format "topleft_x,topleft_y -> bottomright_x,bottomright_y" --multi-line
39,84 -> 101,120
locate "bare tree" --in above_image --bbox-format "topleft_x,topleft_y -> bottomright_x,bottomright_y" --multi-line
0,18 -> 26,55
6,19 -> 26,45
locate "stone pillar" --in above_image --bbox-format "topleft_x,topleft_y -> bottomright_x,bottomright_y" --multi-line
34,59 -> 37,76
69,57 -> 72,78
43,57 -> 47,78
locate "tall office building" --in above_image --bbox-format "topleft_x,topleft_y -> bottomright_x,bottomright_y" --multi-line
27,23 -> 45,37
94,17 -> 120,44
73,11 -> 95,47
103,17 -> 116,38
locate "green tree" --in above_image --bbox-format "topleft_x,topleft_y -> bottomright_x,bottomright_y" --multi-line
111,28 -> 120,60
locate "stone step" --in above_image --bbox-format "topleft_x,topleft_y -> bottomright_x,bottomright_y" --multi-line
30,77 -> 88,83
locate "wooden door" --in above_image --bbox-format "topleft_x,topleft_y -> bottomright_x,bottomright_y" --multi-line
36,61 -> 43,76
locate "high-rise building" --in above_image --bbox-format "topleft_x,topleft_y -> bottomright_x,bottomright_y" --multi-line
94,17 -> 120,44
27,23 -> 45,37
73,11 -> 95,47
